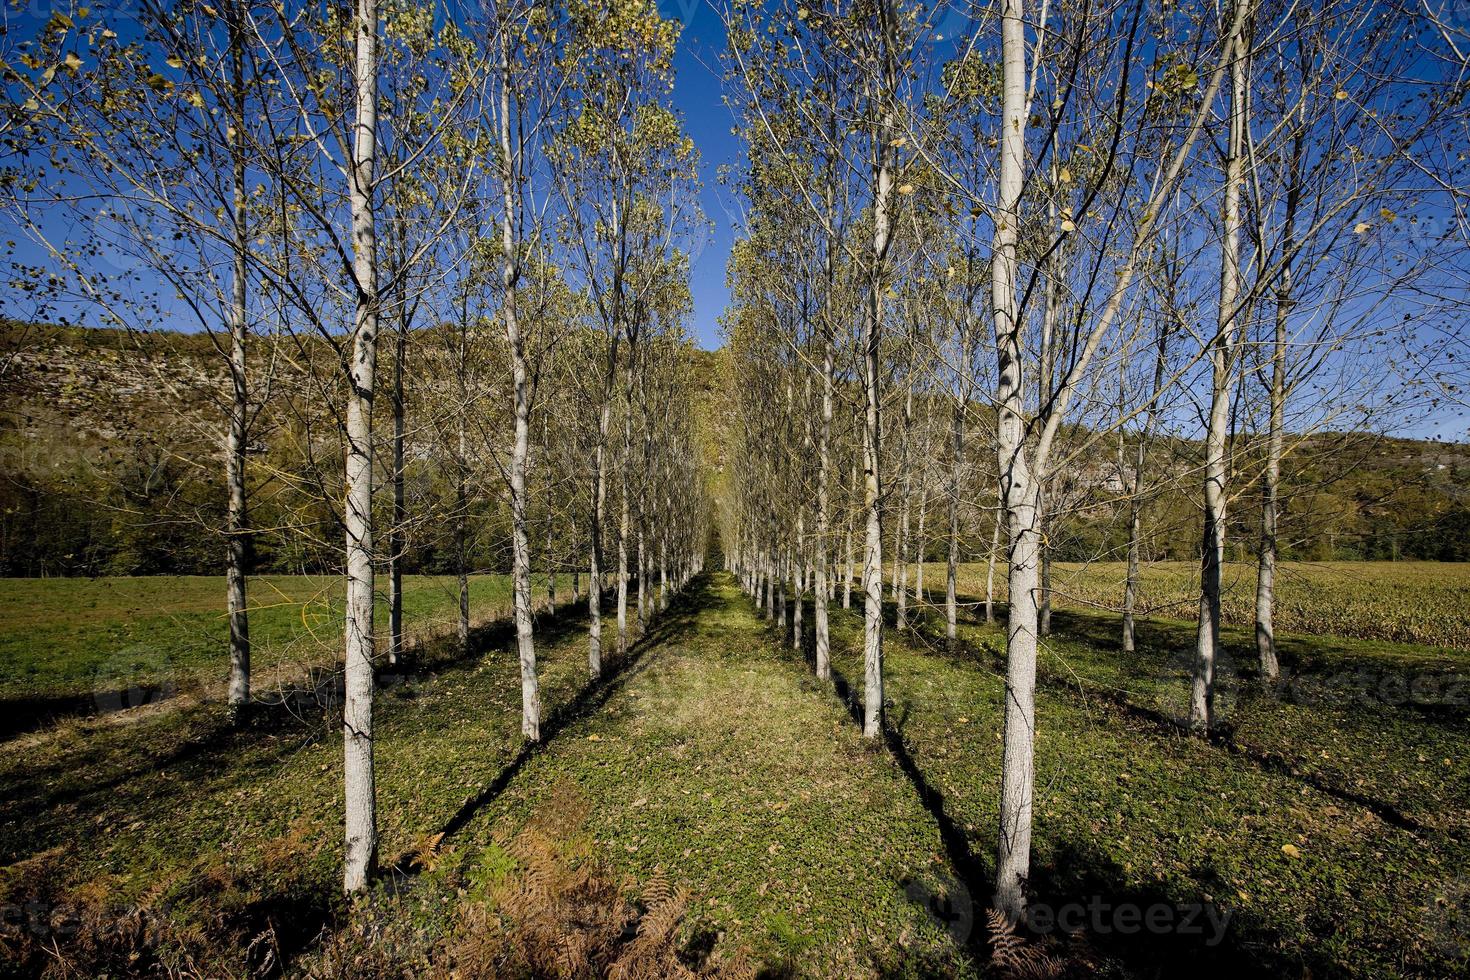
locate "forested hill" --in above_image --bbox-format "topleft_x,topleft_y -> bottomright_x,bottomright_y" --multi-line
2,321 -> 1468,576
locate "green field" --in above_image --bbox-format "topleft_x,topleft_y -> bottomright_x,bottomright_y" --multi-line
920,559 -> 1470,650
0,567 -> 1466,977
0,572 -> 570,708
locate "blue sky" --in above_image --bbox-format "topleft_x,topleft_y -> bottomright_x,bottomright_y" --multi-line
665,0 -> 740,350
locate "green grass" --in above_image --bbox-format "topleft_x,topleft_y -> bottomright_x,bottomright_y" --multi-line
921,559 -> 1470,650
0,588 -> 599,974
0,572 -> 1466,977
828,588 -> 1469,978
0,572 -> 571,704
417,575 -> 974,975
0,578 -> 975,977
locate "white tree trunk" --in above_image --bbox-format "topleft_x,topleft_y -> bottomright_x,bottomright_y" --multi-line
659,523 -> 669,612
861,97 -> 894,740
815,341 -> 833,679
1192,7 -> 1249,732
1037,484 -> 1052,637
778,547 -> 788,630
985,504 -> 1000,624
498,37 -> 539,741
1124,324 -> 1170,653
224,7 -> 250,715
546,498 -> 557,615
343,0 -> 380,896
1122,438 -> 1145,653
589,392 -> 611,677
456,419 -> 470,654
914,489 -> 927,601
388,315 -> 406,666
843,458 -> 855,610
992,0 -> 1039,922
793,515 -> 804,650
946,383 -> 963,644
617,357 -> 632,654
1255,127 -> 1299,683
895,383 -> 913,631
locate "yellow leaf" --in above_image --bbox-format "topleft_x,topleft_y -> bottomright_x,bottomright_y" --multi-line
1059,166 -> 1073,184
166,55 -> 184,69
63,52 -> 82,71
1354,221 -> 1371,234
1061,218 -> 1076,232
897,183 -> 915,195
1379,208 -> 1397,222
586,733 -> 601,741
1281,843 -> 1302,858
1335,90 -> 1349,100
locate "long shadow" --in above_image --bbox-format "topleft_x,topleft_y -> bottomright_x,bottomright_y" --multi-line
0,691 -> 151,741
903,600 -> 1434,834
0,703 -> 320,834
396,575 -> 722,859
829,660 -> 997,968
239,580 -> 713,975
740,588 -> 1333,978
950,586 -> 1466,700
2,603 -> 598,830
0,593 -> 596,746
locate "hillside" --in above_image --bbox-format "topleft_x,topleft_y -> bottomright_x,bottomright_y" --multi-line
3,322 -> 1469,576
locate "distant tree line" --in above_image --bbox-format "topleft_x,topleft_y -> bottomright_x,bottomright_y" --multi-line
3,319 -> 1467,579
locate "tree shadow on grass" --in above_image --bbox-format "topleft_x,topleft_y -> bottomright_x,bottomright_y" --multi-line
1,600 -> 597,829
393,574 -> 723,857
899,598 -> 1435,834
0,592 -> 595,745
0,586 -> 701,977
760,589 -> 1324,979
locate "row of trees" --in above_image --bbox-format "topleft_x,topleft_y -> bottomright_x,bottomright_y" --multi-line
719,0 -> 1468,923
2,0 -> 709,893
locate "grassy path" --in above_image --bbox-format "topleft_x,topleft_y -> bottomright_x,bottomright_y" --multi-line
387,573 -> 979,977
